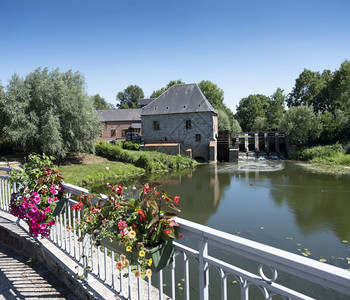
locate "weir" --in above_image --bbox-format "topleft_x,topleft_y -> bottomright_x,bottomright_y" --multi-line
217,131 -> 287,162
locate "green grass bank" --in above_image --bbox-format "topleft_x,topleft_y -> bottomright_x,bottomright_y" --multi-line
291,144 -> 350,174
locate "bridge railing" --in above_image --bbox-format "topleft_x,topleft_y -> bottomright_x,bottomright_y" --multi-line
1,166 -> 350,300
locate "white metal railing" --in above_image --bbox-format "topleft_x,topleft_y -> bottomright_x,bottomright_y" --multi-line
1,167 -> 350,300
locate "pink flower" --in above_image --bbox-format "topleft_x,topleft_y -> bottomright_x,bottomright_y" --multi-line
118,220 -> 127,230
174,196 -> 180,204
40,223 -> 47,230
31,206 -> 39,214
33,192 -> 39,197
48,198 -> 52,204
53,197 -> 58,202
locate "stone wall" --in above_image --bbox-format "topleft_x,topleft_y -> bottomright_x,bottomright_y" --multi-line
141,112 -> 217,162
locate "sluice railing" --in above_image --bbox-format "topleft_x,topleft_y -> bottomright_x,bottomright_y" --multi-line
1,166 -> 350,300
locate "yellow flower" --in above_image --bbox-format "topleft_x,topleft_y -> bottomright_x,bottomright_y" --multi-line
135,270 -> 141,278
124,259 -> 130,267
139,250 -> 145,257
116,261 -> 124,271
126,246 -> 132,252
146,269 -> 152,278
148,258 -> 152,266
128,230 -> 136,239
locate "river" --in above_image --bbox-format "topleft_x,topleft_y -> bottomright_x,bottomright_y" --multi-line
92,160 -> 350,299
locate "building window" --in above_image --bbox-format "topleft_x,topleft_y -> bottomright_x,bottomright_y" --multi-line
195,134 -> 201,142
122,129 -> 127,137
111,129 -> 116,137
186,119 -> 192,129
153,121 -> 160,130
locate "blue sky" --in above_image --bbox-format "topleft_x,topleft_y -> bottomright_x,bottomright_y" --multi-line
1,0 -> 349,112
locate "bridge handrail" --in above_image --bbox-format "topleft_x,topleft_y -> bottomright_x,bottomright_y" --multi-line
1,170 -> 350,299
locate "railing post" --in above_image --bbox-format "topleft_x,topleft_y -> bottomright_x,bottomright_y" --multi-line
198,238 -> 209,300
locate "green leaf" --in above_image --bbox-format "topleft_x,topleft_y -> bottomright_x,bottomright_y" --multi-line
146,216 -> 159,229
52,198 -> 68,217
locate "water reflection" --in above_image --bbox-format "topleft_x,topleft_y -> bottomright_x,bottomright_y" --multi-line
91,160 -> 350,245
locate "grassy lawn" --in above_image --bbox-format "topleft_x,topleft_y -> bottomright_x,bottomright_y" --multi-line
59,161 -> 145,187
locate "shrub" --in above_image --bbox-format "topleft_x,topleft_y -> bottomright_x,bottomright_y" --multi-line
95,141 -> 197,172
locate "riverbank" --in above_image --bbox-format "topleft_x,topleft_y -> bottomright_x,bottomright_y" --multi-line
296,161 -> 350,175
291,144 -> 350,175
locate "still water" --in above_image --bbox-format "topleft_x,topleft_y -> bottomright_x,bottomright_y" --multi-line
92,160 -> 350,299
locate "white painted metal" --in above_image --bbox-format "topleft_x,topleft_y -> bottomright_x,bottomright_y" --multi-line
1,174 -> 350,300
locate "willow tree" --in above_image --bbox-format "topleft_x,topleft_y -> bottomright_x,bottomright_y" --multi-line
1,67 -> 101,158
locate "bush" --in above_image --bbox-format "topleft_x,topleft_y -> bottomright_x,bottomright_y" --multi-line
0,138 -> 16,155
122,141 -> 140,151
95,141 -> 197,171
291,144 -> 350,166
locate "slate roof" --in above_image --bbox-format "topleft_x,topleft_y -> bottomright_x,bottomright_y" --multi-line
141,84 -> 218,116
138,98 -> 155,107
97,109 -> 141,122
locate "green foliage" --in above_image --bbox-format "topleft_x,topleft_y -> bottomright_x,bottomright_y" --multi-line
0,82 -> 6,137
236,89 -> 285,132
121,141 -> 140,151
9,153 -> 57,189
266,88 -> 286,130
0,138 -> 17,155
217,110 -> 230,130
280,105 -> 322,146
0,67 -> 101,158
198,80 -> 225,109
150,79 -> 185,98
95,141 -> 196,172
319,110 -> 349,144
231,118 -> 242,134
291,144 -> 350,166
90,94 -> 114,109
251,116 -> 268,132
116,85 -> 144,109
235,94 -> 270,131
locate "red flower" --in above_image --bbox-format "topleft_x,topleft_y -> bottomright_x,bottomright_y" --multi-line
138,209 -> 145,223
71,201 -> 83,211
163,229 -> 172,235
174,196 -> 180,204
132,224 -> 137,230
116,184 -> 123,195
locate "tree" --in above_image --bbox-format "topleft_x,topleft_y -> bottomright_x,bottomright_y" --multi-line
0,67 -> 101,158
251,116 -> 268,132
319,109 -> 349,144
287,69 -> 334,113
231,118 -> 242,135
150,79 -> 185,98
91,94 -> 114,109
217,110 -> 230,130
116,85 -> 144,109
266,88 -> 286,130
197,80 -> 224,110
0,82 -> 6,136
235,94 -> 270,131
280,105 -> 322,146
329,60 -> 350,114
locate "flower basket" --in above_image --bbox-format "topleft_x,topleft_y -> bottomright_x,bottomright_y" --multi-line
74,182 -> 182,277
97,237 -> 174,272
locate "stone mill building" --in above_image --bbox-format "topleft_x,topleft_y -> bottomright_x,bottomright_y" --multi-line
141,83 -> 218,162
